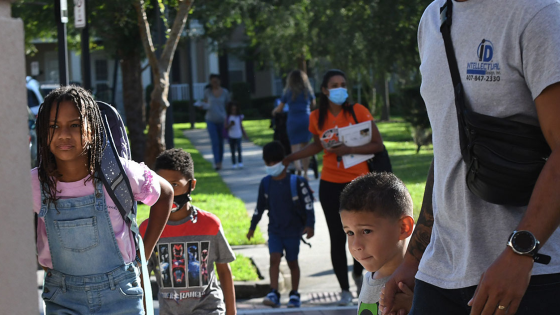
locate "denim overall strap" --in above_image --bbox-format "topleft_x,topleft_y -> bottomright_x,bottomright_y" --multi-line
42,179 -> 125,276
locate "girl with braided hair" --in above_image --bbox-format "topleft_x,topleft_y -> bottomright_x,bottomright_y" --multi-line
32,86 -> 173,314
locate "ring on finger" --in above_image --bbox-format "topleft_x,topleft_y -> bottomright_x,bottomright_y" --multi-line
498,305 -> 506,310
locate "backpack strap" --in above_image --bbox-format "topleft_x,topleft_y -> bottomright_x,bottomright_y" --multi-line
289,174 -> 299,205
290,174 -> 312,248
347,104 -> 359,125
98,111 -> 135,227
97,102 -> 153,314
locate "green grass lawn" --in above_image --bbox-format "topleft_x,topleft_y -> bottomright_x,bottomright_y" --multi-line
136,123 -> 264,281
222,253 -> 260,282
241,118 -> 433,219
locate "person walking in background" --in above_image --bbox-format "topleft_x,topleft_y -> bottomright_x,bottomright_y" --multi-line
225,102 -> 249,169
247,141 -> 315,308
283,69 -> 387,305
203,74 -> 230,170
273,70 -> 316,179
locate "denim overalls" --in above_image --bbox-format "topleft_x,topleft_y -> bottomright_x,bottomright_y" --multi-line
39,179 -> 144,314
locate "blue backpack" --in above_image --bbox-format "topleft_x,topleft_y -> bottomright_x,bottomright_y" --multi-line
97,101 -> 154,314
262,174 -> 312,247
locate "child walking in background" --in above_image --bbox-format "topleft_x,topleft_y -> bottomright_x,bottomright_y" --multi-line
32,86 -> 173,314
225,102 -> 248,169
339,172 -> 415,314
141,148 -> 237,315
247,141 -> 315,308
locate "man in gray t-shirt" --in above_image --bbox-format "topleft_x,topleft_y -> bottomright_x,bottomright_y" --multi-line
382,0 -> 560,314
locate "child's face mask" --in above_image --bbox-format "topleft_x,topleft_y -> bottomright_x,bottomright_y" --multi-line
265,162 -> 284,177
172,180 -> 192,213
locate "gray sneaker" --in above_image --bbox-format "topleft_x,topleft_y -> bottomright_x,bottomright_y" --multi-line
337,290 -> 353,306
353,272 -> 363,297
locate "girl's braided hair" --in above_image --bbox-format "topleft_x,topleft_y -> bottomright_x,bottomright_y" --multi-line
36,85 -> 106,205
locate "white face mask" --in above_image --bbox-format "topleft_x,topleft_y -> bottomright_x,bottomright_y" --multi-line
265,162 -> 285,177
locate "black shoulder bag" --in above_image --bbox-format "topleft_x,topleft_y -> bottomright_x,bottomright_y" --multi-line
348,104 -> 393,173
440,0 -> 550,206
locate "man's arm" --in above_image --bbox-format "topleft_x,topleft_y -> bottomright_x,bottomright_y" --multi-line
380,160 -> 434,315
408,159 -> 435,261
470,82 -> 560,315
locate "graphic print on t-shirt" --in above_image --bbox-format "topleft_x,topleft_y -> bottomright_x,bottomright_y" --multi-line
358,301 -> 379,315
201,241 -> 210,285
158,244 -> 172,288
465,39 -> 501,83
187,242 -> 201,287
172,243 -> 186,287
320,127 -> 341,149
158,241 -> 208,288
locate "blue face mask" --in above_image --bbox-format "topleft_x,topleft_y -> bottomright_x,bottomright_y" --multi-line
265,162 -> 285,177
328,87 -> 348,105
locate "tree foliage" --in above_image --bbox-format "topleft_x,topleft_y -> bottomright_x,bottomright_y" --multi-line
193,0 -> 431,119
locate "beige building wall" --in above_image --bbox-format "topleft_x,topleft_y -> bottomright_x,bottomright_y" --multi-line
0,1 -> 39,313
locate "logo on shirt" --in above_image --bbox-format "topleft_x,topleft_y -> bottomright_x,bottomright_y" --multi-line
358,301 -> 379,315
466,39 -> 501,82
155,241 -> 211,289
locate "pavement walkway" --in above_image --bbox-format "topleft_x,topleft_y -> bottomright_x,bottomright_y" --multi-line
183,128 -> 361,313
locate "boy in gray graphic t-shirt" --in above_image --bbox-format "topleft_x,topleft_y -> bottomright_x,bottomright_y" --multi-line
339,173 -> 415,315
141,149 -> 236,315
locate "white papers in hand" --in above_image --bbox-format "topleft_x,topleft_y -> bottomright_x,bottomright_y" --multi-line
338,121 -> 374,169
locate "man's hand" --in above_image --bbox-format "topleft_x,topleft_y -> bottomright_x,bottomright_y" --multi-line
303,227 -> 314,239
246,230 -> 255,241
468,248 -> 533,315
380,255 -> 419,315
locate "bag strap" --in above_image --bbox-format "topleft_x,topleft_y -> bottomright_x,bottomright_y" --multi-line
289,174 -> 299,205
440,0 -> 472,162
348,104 -> 359,125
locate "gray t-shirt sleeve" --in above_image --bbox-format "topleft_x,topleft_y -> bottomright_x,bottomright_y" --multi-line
214,226 -> 236,264
521,2 -> 560,100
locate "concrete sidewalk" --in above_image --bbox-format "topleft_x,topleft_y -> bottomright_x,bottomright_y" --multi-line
183,128 -> 361,311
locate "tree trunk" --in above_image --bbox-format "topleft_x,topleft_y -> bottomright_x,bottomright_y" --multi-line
380,74 -> 390,121
120,52 -> 146,162
134,0 -> 192,167
297,55 -> 307,74
144,76 -> 170,168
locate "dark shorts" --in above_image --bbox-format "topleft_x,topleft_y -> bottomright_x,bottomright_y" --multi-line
268,233 -> 300,262
410,273 -> 560,315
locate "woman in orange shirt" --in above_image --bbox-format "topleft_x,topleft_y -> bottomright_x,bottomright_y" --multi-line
283,69 -> 386,305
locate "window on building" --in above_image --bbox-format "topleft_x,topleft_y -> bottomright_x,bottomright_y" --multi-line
228,54 -> 245,84
95,60 -> 108,81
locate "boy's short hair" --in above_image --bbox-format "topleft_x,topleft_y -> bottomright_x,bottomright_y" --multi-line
339,172 -> 413,219
155,148 -> 194,180
263,141 -> 285,164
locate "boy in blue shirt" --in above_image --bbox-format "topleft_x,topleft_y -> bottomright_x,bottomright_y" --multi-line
247,141 -> 315,308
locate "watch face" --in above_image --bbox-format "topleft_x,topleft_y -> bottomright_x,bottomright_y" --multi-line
512,231 -> 536,253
